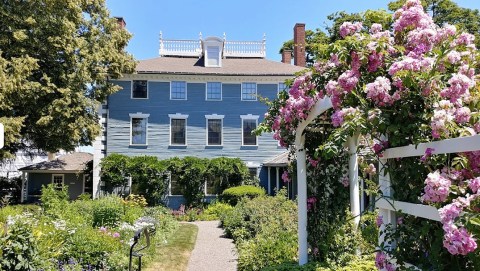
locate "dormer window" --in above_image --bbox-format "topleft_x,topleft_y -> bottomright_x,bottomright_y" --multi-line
206,46 -> 220,67
203,37 -> 224,68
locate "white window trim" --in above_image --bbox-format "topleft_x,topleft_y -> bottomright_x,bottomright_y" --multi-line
129,112 -> 150,146
204,178 -> 216,196
131,80 -> 149,99
205,82 -> 223,101
52,174 -> 64,187
205,114 -> 225,146
240,114 -> 259,146
278,82 -> 287,95
169,113 -> 189,146
169,173 -> 182,196
83,174 -> 91,193
241,82 -> 257,101
170,81 -> 187,100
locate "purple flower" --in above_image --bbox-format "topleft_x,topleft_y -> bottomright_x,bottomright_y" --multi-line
281,171 -> 291,183
375,251 -> 387,269
376,215 -> 383,227
420,147 -> 435,162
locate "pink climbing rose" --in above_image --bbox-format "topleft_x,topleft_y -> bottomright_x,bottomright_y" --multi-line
443,226 -> 477,255
339,21 -> 363,38
421,171 -> 451,203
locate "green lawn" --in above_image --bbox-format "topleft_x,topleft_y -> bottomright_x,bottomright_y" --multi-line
144,223 -> 198,271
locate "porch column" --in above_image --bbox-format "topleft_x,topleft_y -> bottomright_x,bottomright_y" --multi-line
20,172 -> 27,203
267,166 -> 271,195
276,167 -> 280,193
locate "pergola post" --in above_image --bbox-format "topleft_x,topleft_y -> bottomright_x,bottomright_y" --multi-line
347,134 -> 361,230
295,97 -> 332,265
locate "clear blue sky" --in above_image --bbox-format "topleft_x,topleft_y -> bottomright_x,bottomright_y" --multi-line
106,0 -> 479,62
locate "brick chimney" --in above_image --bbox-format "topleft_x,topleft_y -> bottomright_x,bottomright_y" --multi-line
293,23 -> 306,67
115,17 -> 126,29
281,49 -> 292,64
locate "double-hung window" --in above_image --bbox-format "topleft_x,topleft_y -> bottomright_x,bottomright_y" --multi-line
241,114 -> 259,146
52,174 -> 64,189
170,174 -> 183,195
83,175 -> 93,194
130,113 -> 149,145
205,114 -> 224,146
171,81 -> 187,100
169,114 -> 188,145
241,82 -> 257,101
132,80 -> 148,99
206,82 -> 222,100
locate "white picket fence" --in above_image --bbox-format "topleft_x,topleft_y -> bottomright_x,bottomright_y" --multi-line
376,134 -> 480,269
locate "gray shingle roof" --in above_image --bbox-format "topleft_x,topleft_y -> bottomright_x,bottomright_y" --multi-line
136,57 -> 305,76
19,152 -> 92,172
263,151 -> 290,167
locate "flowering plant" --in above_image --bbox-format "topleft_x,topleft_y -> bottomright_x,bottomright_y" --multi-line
258,0 -> 480,268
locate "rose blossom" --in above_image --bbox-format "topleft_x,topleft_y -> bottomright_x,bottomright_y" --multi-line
421,171 -> 451,203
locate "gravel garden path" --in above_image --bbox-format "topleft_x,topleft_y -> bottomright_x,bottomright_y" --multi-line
187,220 -> 238,271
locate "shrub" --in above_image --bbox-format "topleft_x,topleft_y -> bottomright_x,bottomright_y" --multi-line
99,153 -> 130,193
92,196 -> 124,227
64,226 -> 124,268
178,157 -> 209,207
0,176 -> 22,205
77,193 -> 92,200
220,185 -> 265,206
221,190 -> 298,270
128,156 -> 169,206
199,201 -> 233,221
238,228 -> 297,271
260,256 -> 376,271
40,183 -> 69,216
206,157 -> 250,194
360,211 -> 378,254
0,215 -> 40,270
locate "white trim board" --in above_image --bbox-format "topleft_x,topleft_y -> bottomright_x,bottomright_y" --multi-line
383,135 -> 480,159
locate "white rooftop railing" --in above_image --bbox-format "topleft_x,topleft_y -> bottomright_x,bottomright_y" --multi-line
159,39 -> 202,57
224,40 -> 265,58
159,32 -> 266,58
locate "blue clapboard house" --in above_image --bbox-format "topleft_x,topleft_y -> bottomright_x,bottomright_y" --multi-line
93,20 -> 307,207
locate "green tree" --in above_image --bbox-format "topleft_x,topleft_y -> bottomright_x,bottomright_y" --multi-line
280,29 -> 329,66
280,9 -> 391,65
282,0 -> 480,63
0,0 -> 136,159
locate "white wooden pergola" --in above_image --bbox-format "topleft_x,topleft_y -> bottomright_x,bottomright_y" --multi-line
294,97 -> 361,265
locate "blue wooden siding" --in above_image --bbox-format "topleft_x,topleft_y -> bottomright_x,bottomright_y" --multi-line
107,80 -> 284,165
106,80 -> 287,207
27,173 -> 85,201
